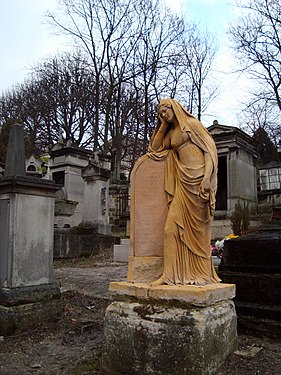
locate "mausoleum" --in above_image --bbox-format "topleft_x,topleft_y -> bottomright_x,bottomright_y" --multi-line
208,121 -> 259,238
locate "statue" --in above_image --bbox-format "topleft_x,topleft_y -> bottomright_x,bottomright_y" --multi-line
148,98 -> 221,286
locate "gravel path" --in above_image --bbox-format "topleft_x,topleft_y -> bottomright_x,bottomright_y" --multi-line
54,263 -> 128,299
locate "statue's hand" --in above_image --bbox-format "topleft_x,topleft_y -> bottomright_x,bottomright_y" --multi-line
159,118 -> 169,132
199,179 -> 210,195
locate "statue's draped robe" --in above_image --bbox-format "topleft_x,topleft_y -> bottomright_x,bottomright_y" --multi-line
148,99 -> 220,284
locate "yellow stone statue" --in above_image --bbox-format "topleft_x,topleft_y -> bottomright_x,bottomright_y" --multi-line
149,98 -> 221,286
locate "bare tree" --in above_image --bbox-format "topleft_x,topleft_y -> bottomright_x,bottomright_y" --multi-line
229,0 -> 281,113
46,0 -> 140,151
179,25 -> 218,120
40,0 -> 220,177
0,53 -> 96,153
238,99 -> 281,145
132,0 -> 185,153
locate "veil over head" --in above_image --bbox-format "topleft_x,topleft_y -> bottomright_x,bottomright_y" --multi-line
149,98 -> 218,216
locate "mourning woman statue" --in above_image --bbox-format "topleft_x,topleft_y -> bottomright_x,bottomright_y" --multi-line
149,98 -> 221,286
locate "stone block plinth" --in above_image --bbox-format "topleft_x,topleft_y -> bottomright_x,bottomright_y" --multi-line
102,282 -> 237,375
0,283 -> 63,336
113,239 -> 130,262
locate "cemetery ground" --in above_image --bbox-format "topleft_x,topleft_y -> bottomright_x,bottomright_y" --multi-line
0,251 -> 281,375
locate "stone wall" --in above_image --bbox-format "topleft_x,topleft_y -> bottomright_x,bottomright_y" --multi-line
54,228 -> 119,258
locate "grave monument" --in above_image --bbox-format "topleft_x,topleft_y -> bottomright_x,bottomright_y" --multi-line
0,124 -> 62,335
102,100 -> 237,374
81,151 -> 112,235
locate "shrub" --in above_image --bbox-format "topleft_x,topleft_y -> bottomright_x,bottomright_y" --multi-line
230,201 -> 250,235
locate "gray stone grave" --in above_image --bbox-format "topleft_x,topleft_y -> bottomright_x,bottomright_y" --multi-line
0,124 -> 63,335
81,152 -> 112,235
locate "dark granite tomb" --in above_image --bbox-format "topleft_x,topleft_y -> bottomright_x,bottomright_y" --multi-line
219,222 -> 281,335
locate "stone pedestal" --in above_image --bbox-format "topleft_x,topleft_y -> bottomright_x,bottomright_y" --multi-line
0,177 -> 59,288
102,282 -> 237,375
103,151 -> 237,374
0,176 -> 62,335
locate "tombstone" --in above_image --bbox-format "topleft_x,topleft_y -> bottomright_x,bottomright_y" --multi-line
81,152 -> 112,235
0,124 -> 62,335
49,141 -> 92,227
102,155 -> 237,375
127,155 -> 167,282
219,220 -> 281,336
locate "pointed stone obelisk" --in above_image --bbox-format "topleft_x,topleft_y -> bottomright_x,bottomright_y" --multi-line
0,123 -> 62,335
4,123 -> 26,177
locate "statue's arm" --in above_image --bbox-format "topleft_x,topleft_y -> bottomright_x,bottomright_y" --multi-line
199,152 -> 213,194
151,120 -> 169,151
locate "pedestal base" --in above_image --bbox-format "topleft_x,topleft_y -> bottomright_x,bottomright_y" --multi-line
102,282 -> 237,375
0,283 -> 63,336
127,256 -> 164,283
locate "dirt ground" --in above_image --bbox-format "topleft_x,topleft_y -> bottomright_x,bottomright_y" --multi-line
1,254 -> 281,375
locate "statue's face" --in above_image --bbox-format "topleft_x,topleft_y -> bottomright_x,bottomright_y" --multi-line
158,104 -> 175,123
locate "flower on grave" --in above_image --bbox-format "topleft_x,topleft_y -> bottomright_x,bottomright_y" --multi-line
211,243 -> 223,258
211,234 -> 239,258
225,233 -> 239,240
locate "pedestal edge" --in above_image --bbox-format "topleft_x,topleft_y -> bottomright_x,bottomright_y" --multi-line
0,283 -> 61,306
109,281 -> 235,307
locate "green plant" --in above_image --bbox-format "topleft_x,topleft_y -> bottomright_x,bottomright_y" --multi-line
230,201 -> 250,235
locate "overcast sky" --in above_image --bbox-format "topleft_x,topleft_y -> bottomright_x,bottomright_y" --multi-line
0,0 -> 248,127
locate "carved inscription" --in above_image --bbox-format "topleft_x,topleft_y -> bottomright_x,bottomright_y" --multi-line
133,158 -> 168,257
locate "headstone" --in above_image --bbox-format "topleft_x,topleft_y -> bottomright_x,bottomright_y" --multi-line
49,142 -> 92,227
81,153 -> 112,235
0,124 -> 62,335
128,155 -> 167,282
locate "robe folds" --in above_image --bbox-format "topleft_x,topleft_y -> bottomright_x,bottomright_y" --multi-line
148,98 -> 221,285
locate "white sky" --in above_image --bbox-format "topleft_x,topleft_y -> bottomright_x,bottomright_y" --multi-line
0,0 -> 250,127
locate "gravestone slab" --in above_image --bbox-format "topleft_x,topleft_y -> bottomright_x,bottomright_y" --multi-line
128,155 -> 168,282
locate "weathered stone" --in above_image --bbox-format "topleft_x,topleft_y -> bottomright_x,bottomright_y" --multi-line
0,283 -> 61,306
49,144 -> 92,228
4,124 -> 26,177
81,159 -> 112,235
109,281 -> 236,307
0,282 -> 63,336
53,230 -> 119,258
0,179 -> 58,288
102,299 -> 237,375
128,156 -> 167,282
0,298 -> 63,336
0,124 -> 62,336
127,256 -> 164,283
113,239 -> 130,262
